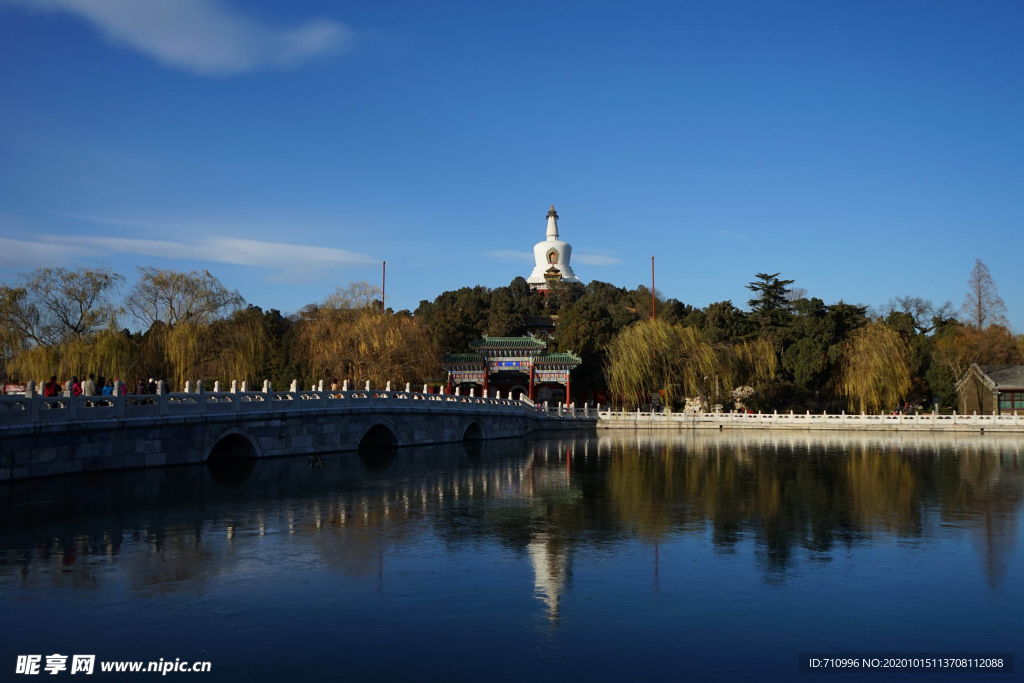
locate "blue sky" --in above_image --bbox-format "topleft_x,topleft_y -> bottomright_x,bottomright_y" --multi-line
1,1 -> 1022,326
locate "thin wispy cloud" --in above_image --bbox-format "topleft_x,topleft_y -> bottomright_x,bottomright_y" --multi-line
0,237 -> 94,268
12,0 -> 350,75
487,250 -> 533,263
1,233 -> 374,282
574,253 -> 623,266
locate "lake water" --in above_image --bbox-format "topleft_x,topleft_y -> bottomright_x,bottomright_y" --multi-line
1,431 -> 1022,681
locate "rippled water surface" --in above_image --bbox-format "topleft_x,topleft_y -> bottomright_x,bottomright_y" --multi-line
2,431 -> 1022,681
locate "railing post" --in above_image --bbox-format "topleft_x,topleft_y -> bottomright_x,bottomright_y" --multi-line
343,379 -> 349,391
184,381 -> 192,393
290,379 -> 298,393
27,381 -> 39,422
156,380 -> 167,416
423,384 -> 428,394
241,381 -> 247,393
230,380 -> 237,394
406,382 -> 411,393
365,380 -> 371,391
318,379 -> 325,392
263,379 -> 271,394
213,380 -> 220,392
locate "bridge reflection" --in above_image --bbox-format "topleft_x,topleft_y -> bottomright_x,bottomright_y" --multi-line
1,431 -> 1021,622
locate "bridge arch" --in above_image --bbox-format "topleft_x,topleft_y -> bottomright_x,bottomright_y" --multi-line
205,426 -> 264,461
356,419 -> 401,450
463,421 -> 485,442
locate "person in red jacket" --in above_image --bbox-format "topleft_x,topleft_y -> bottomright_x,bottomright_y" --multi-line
69,376 -> 82,396
43,375 -> 61,397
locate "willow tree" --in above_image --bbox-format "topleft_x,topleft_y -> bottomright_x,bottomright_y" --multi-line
839,322 -> 911,413
120,268 -> 245,388
605,319 -> 778,410
1,267 -> 124,346
9,328 -> 139,384
125,267 -> 244,330
296,283 -> 439,387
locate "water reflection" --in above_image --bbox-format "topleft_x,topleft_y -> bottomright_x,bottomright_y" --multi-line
1,431 -> 1022,620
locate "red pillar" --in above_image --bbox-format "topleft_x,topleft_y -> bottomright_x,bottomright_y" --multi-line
482,364 -> 489,397
565,372 -> 571,407
528,364 -> 535,401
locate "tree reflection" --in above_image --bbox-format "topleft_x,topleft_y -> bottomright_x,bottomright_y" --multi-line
0,432 -> 1021,610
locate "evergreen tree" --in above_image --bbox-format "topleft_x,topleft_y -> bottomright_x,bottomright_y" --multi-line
746,272 -> 795,334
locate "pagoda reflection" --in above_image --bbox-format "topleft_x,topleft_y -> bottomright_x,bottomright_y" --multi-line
0,432 -> 1021,601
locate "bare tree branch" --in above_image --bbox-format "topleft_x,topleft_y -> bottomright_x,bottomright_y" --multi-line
961,259 -> 1007,331
125,267 -> 244,330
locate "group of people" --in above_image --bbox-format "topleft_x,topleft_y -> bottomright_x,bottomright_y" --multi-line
41,374 -> 162,398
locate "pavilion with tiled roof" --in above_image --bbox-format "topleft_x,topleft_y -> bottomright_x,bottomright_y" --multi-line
443,336 -> 582,404
956,363 -> 1024,414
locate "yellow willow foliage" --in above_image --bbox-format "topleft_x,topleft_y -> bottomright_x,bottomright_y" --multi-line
839,322 -> 911,413
212,313 -> 270,386
159,322 -> 221,389
726,337 -> 778,391
9,329 -> 139,383
296,309 -> 439,387
604,319 -> 777,410
604,320 -> 719,409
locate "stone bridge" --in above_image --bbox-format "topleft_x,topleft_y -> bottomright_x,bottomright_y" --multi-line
0,384 -> 596,481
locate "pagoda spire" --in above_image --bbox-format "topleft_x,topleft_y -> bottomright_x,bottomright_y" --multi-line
546,204 -> 559,241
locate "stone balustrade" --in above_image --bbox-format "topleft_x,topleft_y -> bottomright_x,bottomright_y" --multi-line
0,381 -> 597,481
0,381 -> 595,429
596,408 -> 1024,432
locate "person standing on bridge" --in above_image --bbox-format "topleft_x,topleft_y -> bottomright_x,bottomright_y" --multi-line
101,379 -> 113,396
82,374 -> 97,397
43,376 -> 61,397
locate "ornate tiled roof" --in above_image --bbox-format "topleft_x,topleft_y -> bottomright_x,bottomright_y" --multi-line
469,336 -> 547,350
534,352 -> 582,365
443,354 -> 485,365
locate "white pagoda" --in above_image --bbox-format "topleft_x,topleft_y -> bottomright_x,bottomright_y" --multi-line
527,205 -> 580,290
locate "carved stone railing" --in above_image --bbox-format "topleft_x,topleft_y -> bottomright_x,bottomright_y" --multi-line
595,408 -> 1024,431
0,383 -> 595,429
